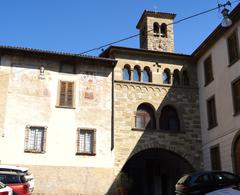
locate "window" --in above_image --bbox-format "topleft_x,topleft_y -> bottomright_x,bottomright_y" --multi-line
210,145 -> 221,170
133,66 -> 141,81
232,78 -> 240,115
153,22 -> 160,35
135,104 -> 156,130
173,69 -> 180,85
60,63 -> 76,74
182,70 -> 190,85
24,126 -> 47,153
160,23 -> 167,37
58,81 -> 74,108
159,105 -> 180,131
76,129 -> 96,155
143,67 -> 151,82
122,65 -> 131,81
204,55 -> 214,85
227,30 -> 239,65
207,96 -> 218,129
163,69 -> 170,84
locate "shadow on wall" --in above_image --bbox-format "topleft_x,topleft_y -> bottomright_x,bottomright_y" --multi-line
106,67 -> 202,195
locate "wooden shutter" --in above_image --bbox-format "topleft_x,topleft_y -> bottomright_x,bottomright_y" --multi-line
59,81 -> 74,107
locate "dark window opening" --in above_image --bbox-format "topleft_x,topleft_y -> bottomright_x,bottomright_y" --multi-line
159,105 -> 180,131
182,70 -> 190,86
204,56 -> 214,85
227,31 -> 239,65
232,78 -> 240,115
207,96 -> 218,129
60,63 -> 76,74
153,22 -> 160,35
210,145 -> 221,170
161,23 -> 167,37
173,69 -> 180,85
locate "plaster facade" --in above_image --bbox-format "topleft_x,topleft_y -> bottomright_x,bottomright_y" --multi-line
196,20 -> 240,172
0,54 -> 116,194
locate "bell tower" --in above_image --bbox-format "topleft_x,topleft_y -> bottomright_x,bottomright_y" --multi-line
136,10 -> 176,52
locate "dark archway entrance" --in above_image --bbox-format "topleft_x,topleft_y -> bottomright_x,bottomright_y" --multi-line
122,148 -> 194,195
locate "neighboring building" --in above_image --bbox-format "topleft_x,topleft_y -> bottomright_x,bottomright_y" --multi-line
101,10 -> 202,195
0,47 -> 117,195
193,3 -> 240,174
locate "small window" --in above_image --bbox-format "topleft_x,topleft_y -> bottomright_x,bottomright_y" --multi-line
163,69 -> 170,84
133,66 -> 141,82
76,129 -> 96,155
159,105 -> 180,131
173,69 -> 180,85
160,23 -> 167,37
153,22 -> 160,35
24,126 -> 47,153
182,70 -> 190,86
227,30 -> 239,65
58,81 -> 74,108
143,67 -> 151,82
207,96 -> 218,129
232,77 -> 240,115
60,63 -> 76,74
210,145 -> 221,171
135,104 -> 156,130
204,55 -> 214,86
123,65 -> 131,81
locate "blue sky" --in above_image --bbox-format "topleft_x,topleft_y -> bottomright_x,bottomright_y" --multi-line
0,0 -> 237,56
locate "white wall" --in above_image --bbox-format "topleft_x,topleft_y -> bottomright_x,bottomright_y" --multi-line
197,21 -> 240,171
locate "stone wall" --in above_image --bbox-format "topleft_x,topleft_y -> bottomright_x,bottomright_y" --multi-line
112,53 -> 202,175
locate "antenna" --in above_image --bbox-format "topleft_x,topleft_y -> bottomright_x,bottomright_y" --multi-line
153,5 -> 158,13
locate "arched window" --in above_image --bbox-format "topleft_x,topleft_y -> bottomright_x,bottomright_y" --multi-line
163,68 -> 171,84
159,105 -> 180,131
182,70 -> 190,85
153,22 -> 160,35
133,66 -> 141,81
122,65 -> 131,81
135,104 -> 156,130
161,23 -> 167,37
143,67 -> 151,82
173,69 -> 180,85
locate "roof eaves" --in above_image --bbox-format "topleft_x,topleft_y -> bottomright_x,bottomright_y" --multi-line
0,45 -> 117,65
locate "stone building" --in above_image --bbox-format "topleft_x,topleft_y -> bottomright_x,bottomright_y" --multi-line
101,11 -> 202,195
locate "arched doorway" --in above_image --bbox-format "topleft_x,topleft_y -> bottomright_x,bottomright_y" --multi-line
121,148 -> 194,195
233,135 -> 240,175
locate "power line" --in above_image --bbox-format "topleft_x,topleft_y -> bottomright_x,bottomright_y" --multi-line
79,0 -> 239,55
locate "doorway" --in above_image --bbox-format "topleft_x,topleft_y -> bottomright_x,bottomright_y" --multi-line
122,148 -> 194,195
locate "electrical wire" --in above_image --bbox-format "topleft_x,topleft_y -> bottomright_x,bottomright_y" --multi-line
79,0 -> 240,55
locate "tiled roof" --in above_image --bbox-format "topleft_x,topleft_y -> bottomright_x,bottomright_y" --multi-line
0,45 -> 117,65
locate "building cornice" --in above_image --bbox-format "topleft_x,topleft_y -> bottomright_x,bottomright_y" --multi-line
0,45 -> 117,67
